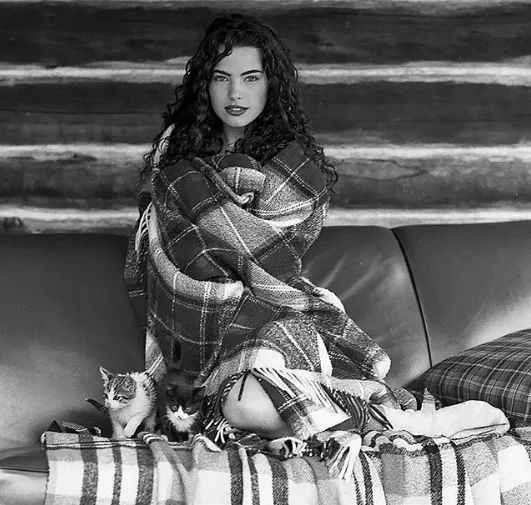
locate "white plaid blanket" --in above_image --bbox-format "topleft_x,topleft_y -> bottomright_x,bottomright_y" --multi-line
43,426 -> 531,504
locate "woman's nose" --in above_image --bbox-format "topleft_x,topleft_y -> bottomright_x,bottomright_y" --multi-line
229,80 -> 242,100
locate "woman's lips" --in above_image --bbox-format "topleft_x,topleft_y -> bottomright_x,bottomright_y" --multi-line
225,106 -> 248,117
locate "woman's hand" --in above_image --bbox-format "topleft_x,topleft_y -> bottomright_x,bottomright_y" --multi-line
312,287 -> 345,312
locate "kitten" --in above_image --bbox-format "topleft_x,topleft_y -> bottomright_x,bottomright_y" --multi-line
96,366 -> 157,438
158,364 -> 205,442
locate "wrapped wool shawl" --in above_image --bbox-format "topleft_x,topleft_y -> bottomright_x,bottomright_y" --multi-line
125,140 -> 393,443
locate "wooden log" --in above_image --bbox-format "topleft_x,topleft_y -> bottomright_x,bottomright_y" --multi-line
1,144 -> 141,207
2,144 -> 531,208
3,204 -> 531,235
2,81 -> 530,145
0,205 -> 138,235
330,144 -> 531,207
1,2 -> 529,65
2,1 -> 522,9
3,61 -> 531,86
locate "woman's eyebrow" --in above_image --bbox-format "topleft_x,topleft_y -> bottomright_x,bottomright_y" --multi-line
213,69 -> 263,76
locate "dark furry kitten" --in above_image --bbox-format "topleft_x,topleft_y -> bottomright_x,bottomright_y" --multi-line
158,363 -> 205,442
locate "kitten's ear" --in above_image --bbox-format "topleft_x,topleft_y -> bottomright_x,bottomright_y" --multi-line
193,386 -> 205,397
171,342 -> 184,370
99,366 -> 114,384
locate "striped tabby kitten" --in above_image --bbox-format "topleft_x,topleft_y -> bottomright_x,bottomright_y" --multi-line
98,366 -> 157,439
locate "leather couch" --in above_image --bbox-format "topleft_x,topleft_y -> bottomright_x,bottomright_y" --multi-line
2,221 -> 531,503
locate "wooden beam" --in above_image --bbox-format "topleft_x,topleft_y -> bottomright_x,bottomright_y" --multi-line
328,206 -> 531,227
0,205 -> 138,234
1,1 -> 525,9
3,204 -> 531,235
330,144 -> 531,207
2,143 -> 531,208
1,2 -> 529,65
2,81 -> 530,145
3,61 -> 531,86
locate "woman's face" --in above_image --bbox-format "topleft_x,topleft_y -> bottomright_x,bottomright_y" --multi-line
208,46 -> 268,143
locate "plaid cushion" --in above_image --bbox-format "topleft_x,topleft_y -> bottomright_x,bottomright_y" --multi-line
421,328 -> 531,423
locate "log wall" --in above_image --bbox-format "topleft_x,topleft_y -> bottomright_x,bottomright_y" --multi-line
1,0 -> 530,232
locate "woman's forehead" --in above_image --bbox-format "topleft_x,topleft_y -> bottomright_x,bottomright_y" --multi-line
215,46 -> 263,73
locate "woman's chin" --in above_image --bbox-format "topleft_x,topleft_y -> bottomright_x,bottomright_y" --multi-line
220,112 -> 257,130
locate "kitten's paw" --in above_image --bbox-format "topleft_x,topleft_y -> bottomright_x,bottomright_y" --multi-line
267,437 -> 307,459
144,417 -> 156,434
123,425 -> 137,438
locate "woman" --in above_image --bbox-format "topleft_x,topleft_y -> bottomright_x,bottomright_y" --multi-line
126,14 -> 508,475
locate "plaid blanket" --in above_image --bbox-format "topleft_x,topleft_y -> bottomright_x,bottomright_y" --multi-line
43,425 -> 531,504
124,140 -> 392,443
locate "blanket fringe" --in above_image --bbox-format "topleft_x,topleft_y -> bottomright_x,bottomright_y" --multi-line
252,367 -> 343,414
135,202 -> 153,255
320,430 -> 362,480
204,415 -> 238,445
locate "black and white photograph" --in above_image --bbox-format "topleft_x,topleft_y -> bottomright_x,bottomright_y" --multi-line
1,1 -> 531,503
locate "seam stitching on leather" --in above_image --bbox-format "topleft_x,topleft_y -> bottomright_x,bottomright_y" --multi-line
391,228 -> 433,370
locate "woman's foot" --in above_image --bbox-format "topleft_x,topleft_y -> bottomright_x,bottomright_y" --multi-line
381,400 -> 509,438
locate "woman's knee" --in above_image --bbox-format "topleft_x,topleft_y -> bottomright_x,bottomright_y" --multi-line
222,374 -> 291,438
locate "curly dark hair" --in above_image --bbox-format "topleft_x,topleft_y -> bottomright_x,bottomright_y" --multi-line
142,13 -> 337,189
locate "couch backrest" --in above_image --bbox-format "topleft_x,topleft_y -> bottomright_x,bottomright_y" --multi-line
0,226 -> 429,447
395,221 -> 531,365
4,222 -> 531,448
302,226 -> 429,387
0,234 -> 144,447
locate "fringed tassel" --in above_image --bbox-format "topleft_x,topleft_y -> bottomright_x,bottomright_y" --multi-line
135,201 -> 153,254
203,416 -> 239,445
251,367 -> 342,414
368,403 -> 393,431
323,386 -> 371,433
321,430 -> 361,480
202,382 -> 242,447
144,326 -> 166,383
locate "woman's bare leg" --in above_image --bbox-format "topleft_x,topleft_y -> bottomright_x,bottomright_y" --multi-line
222,373 -> 353,440
222,374 -> 293,439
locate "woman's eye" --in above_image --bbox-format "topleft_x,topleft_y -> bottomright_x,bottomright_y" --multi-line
212,75 -> 227,82
244,75 -> 260,82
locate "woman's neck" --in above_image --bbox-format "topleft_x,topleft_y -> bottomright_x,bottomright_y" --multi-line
222,127 -> 244,152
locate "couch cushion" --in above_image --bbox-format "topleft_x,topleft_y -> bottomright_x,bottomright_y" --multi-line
394,221 -> 531,365
420,328 -> 531,424
0,234 -> 144,446
303,226 -> 429,387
